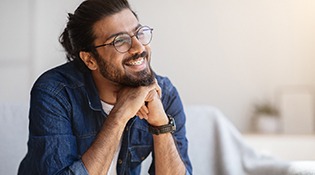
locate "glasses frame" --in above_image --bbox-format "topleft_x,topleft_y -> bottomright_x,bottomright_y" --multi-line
94,25 -> 153,53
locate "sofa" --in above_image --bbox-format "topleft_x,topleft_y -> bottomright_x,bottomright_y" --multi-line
1,103 -> 314,175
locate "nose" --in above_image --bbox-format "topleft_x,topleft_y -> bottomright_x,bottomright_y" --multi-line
128,36 -> 146,54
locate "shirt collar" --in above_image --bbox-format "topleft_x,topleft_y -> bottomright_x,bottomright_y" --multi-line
83,69 -> 104,113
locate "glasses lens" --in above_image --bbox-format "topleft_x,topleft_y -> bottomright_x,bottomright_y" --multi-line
136,26 -> 152,45
113,34 -> 132,53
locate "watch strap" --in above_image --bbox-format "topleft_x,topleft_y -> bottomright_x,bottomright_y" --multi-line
148,115 -> 176,135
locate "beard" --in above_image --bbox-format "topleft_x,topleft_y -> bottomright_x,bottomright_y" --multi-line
95,51 -> 155,87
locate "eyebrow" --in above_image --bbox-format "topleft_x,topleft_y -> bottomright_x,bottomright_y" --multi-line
104,24 -> 142,42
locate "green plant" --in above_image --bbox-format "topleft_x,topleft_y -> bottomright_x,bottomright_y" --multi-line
253,101 -> 279,117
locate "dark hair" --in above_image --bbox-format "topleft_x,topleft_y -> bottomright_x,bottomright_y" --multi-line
59,0 -> 135,62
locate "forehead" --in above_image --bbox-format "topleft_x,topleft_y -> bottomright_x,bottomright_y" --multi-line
93,8 -> 139,40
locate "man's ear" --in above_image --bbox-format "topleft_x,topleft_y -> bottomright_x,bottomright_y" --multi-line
79,51 -> 97,70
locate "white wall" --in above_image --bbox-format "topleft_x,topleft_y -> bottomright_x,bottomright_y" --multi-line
0,0 -> 33,103
129,0 -> 315,131
0,0 -> 82,103
1,0 -> 315,132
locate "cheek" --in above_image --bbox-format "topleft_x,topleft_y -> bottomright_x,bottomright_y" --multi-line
100,50 -> 124,66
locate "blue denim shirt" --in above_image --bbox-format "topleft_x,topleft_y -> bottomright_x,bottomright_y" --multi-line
18,61 -> 192,175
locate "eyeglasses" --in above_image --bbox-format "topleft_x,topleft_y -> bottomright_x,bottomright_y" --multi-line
94,26 -> 153,53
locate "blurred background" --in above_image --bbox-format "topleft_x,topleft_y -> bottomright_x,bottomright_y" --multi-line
1,0 -> 315,134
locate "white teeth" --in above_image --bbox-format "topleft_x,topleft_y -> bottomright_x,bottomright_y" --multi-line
128,58 -> 144,66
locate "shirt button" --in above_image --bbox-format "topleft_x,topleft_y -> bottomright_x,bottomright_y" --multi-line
141,157 -> 145,160
118,159 -> 123,164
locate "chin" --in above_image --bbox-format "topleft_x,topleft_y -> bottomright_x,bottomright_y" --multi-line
124,67 -> 155,87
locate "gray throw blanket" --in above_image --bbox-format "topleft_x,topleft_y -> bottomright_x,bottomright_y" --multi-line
184,105 -> 315,175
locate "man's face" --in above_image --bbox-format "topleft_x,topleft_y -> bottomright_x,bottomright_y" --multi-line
91,8 -> 154,87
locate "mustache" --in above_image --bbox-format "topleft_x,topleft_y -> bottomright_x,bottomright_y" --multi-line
125,51 -> 148,63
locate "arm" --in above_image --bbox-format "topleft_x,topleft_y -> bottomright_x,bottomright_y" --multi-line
139,81 -> 189,175
81,85 -> 158,175
19,82 -> 159,175
153,130 -> 187,175
80,107 -> 129,174
18,86 -> 88,175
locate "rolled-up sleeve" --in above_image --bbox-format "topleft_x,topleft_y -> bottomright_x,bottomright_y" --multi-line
69,160 -> 89,174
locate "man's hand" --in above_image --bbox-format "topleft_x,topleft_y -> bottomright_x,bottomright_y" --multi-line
136,81 -> 168,126
110,81 -> 162,122
82,81 -> 164,175
137,81 -> 187,175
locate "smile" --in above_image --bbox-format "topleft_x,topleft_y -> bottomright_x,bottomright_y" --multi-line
126,57 -> 145,66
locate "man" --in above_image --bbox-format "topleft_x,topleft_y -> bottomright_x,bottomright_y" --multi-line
18,0 -> 192,174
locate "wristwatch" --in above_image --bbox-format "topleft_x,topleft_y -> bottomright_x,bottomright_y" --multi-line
148,115 -> 176,135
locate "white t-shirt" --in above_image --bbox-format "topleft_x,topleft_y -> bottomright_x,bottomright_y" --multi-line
101,101 -> 122,175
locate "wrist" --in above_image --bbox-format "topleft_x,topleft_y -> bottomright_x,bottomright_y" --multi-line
149,113 -> 169,127
107,110 -> 131,126
148,115 -> 176,135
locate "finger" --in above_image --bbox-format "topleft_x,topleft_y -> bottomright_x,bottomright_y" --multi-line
138,108 -> 148,120
154,79 -> 162,98
156,86 -> 162,98
145,90 -> 156,102
140,105 -> 149,114
137,111 -> 146,120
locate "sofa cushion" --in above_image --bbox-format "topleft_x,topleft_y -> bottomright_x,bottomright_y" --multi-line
0,103 -> 28,174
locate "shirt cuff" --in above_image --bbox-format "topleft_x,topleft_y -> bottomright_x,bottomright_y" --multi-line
68,159 -> 89,175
